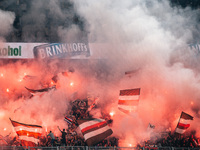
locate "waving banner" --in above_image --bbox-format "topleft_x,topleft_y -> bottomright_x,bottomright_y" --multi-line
175,111 -> 193,135
77,118 -> 113,146
10,118 -> 42,147
118,88 -> 141,114
25,85 -> 56,96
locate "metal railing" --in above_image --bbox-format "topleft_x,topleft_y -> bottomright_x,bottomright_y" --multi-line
0,146 -> 200,150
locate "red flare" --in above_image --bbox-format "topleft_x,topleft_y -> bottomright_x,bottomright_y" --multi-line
109,112 -> 114,117
70,82 -> 74,86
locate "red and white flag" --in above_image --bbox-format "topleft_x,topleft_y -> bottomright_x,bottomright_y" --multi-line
175,111 -> 193,134
118,88 -> 140,114
77,118 -> 113,146
10,119 -> 42,147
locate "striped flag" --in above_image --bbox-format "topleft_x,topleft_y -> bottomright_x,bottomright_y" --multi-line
77,118 -> 113,146
10,118 -> 42,147
25,85 -> 56,96
64,116 -> 73,125
118,88 -> 140,114
175,111 -> 193,134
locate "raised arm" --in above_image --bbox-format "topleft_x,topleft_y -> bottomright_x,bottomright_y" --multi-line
57,126 -> 61,132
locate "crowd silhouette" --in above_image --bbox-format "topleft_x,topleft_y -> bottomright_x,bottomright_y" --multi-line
0,98 -> 200,148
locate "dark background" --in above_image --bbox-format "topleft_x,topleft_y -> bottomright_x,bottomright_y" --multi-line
0,0 -> 199,43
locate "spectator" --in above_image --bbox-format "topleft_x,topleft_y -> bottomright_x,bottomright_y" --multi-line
55,137 -> 61,146
57,126 -> 67,146
47,131 -> 55,146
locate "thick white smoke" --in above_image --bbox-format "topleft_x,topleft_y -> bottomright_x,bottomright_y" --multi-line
0,9 -> 15,39
0,0 -> 200,147
71,0 -> 200,146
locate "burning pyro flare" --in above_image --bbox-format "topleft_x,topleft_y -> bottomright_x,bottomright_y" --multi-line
70,82 -> 74,87
109,112 -> 114,117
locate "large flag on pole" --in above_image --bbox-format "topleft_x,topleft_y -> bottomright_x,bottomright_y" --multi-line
10,118 -> 42,147
118,88 -> 140,114
175,111 -> 193,134
77,118 -> 113,146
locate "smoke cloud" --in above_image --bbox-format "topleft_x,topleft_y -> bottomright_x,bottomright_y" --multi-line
72,0 -> 200,146
0,9 -> 15,38
0,0 -> 200,147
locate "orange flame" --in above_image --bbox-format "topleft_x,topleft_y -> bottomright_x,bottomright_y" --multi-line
50,81 -> 55,85
109,112 -> 114,117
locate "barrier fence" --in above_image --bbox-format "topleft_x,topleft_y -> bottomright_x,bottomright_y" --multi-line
0,146 -> 200,150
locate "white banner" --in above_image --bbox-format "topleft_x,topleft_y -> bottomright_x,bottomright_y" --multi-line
0,42 -> 91,59
0,43 -> 45,59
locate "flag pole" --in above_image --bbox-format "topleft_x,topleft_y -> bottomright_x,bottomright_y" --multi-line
9,118 -> 14,126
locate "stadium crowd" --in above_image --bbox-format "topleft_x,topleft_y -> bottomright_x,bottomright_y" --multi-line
0,98 -> 119,148
140,132 -> 200,148
0,98 -> 200,148
2,130 -> 200,148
